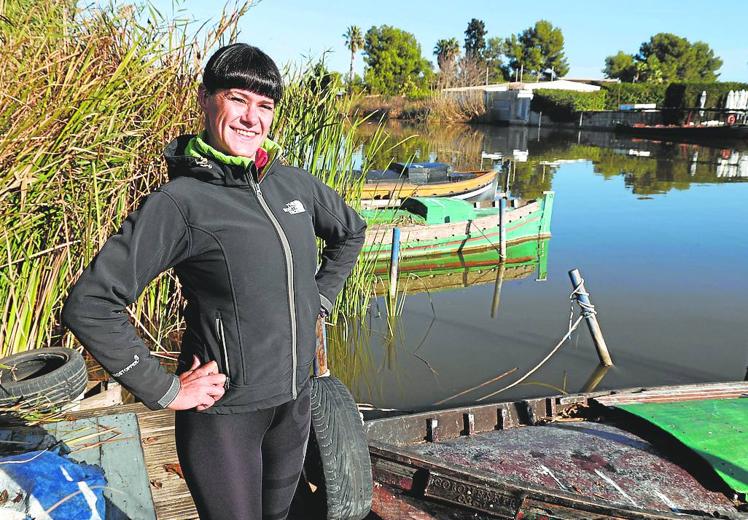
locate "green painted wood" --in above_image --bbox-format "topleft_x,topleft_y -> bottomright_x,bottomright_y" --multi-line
0,412 -> 155,519
617,398 -> 748,494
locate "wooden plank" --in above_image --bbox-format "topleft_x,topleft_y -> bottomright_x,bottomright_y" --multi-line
594,382 -> 748,406
69,405 -> 198,520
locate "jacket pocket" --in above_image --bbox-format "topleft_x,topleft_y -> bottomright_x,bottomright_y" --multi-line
214,311 -> 231,390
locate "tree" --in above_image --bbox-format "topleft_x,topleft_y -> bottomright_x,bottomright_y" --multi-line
464,18 -> 487,61
603,51 -> 637,82
603,33 -> 722,83
485,36 -> 506,82
343,26 -> 364,88
502,20 -> 569,81
638,33 -> 722,82
363,25 -> 432,96
434,37 -> 461,73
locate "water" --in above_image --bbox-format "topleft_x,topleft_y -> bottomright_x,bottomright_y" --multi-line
348,123 -> 748,412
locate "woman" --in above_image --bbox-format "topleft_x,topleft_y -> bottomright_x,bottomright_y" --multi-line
62,43 -> 366,519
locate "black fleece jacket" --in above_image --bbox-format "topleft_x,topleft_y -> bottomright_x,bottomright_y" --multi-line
62,135 -> 366,413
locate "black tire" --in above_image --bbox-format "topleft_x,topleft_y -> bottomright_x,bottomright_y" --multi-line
304,376 -> 372,520
0,348 -> 87,410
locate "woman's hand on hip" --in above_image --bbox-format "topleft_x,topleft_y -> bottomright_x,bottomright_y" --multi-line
167,356 -> 227,411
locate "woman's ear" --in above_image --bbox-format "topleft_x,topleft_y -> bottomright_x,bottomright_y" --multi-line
197,85 -> 208,111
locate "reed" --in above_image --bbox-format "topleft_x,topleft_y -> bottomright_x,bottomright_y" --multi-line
0,0 -> 386,363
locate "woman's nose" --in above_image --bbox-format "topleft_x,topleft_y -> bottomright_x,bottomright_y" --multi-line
240,104 -> 260,125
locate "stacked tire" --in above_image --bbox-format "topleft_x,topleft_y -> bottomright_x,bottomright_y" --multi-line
0,348 -> 87,411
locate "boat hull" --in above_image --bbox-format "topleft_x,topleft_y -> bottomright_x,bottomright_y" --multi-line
361,170 -> 499,204
365,382 -> 748,519
363,192 -> 555,261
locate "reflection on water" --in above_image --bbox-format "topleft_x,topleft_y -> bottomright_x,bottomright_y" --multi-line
343,123 -> 747,412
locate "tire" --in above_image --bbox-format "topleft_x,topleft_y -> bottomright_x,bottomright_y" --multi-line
304,376 -> 372,520
0,348 -> 88,410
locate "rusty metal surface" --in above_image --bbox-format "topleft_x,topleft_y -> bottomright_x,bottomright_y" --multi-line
368,482 -> 497,520
406,421 -> 737,517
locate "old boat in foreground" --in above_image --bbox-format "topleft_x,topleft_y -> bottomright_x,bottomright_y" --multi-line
365,382 -> 748,519
361,192 -> 554,262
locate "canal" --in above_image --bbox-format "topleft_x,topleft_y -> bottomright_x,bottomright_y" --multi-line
345,123 -> 748,412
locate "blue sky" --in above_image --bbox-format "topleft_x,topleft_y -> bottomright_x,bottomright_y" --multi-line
157,0 -> 747,81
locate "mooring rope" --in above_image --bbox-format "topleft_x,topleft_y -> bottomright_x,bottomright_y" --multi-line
570,276 -> 597,319
476,285 -> 590,401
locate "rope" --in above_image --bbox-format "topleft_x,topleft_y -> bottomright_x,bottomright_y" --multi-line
477,314 -> 585,401
569,275 -> 597,322
468,219 -> 504,259
477,281 -> 594,402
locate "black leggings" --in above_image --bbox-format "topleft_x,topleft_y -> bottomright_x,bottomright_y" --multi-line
174,381 -> 311,520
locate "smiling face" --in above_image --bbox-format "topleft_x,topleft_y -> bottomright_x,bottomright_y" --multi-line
198,86 -> 275,158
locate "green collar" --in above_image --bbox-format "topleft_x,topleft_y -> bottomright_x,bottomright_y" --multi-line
185,132 -> 281,169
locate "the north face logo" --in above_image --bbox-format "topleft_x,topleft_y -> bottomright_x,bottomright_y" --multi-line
283,200 -> 306,214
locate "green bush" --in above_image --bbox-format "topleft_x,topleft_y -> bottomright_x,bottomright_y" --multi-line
664,82 -> 748,109
530,89 -> 607,121
601,83 -> 668,109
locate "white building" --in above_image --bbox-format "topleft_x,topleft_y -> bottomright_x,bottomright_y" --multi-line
444,79 -> 601,124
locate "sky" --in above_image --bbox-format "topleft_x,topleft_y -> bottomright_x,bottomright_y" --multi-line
155,0 -> 748,82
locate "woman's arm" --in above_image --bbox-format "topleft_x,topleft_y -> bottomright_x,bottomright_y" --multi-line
309,175 -> 367,314
62,189 -> 199,409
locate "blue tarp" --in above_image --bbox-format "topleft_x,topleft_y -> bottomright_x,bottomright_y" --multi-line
0,450 -> 106,519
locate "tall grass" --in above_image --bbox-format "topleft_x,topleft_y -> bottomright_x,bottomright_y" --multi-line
0,0 -> 386,362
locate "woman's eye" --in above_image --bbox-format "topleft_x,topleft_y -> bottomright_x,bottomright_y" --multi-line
230,96 -> 246,104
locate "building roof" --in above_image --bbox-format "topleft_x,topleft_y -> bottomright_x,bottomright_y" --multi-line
444,79 -> 601,93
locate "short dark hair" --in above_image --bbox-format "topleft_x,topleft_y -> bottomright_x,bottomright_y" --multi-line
202,43 -> 283,103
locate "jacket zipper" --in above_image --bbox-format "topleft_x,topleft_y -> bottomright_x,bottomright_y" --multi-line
215,312 -> 231,390
247,172 -> 299,400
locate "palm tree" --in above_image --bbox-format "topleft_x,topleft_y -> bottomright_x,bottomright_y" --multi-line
434,38 -> 461,73
343,25 -> 364,89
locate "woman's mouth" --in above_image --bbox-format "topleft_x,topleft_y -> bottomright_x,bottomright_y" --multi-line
233,127 -> 258,138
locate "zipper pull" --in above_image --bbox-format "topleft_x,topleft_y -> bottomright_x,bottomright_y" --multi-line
224,377 -> 230,391
247,172 -> 262,197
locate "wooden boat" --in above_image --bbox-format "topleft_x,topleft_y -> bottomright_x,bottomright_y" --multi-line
362,192 -> 554,262
371,237 -> 549,296
361,162 -> 499,208
365,381 -> 748,519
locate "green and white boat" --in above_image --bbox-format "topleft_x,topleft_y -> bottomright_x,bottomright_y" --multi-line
371,237 -> 550,296
361,192 -> 554,261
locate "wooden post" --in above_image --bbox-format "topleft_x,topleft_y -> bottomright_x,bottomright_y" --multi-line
388,227 -> 401,313
568,269 -> 613,367
498,198 -> 507,259
491,262 -> 506,318
313,314 -> 329,377
580,364 -> 610,393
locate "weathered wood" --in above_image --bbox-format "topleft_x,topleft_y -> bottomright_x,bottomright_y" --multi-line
70,405 -> 198,520
490,262 -> 506,318
569,268 -> 613,366
498,198 -> 507,260
367,382 -> 748,520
